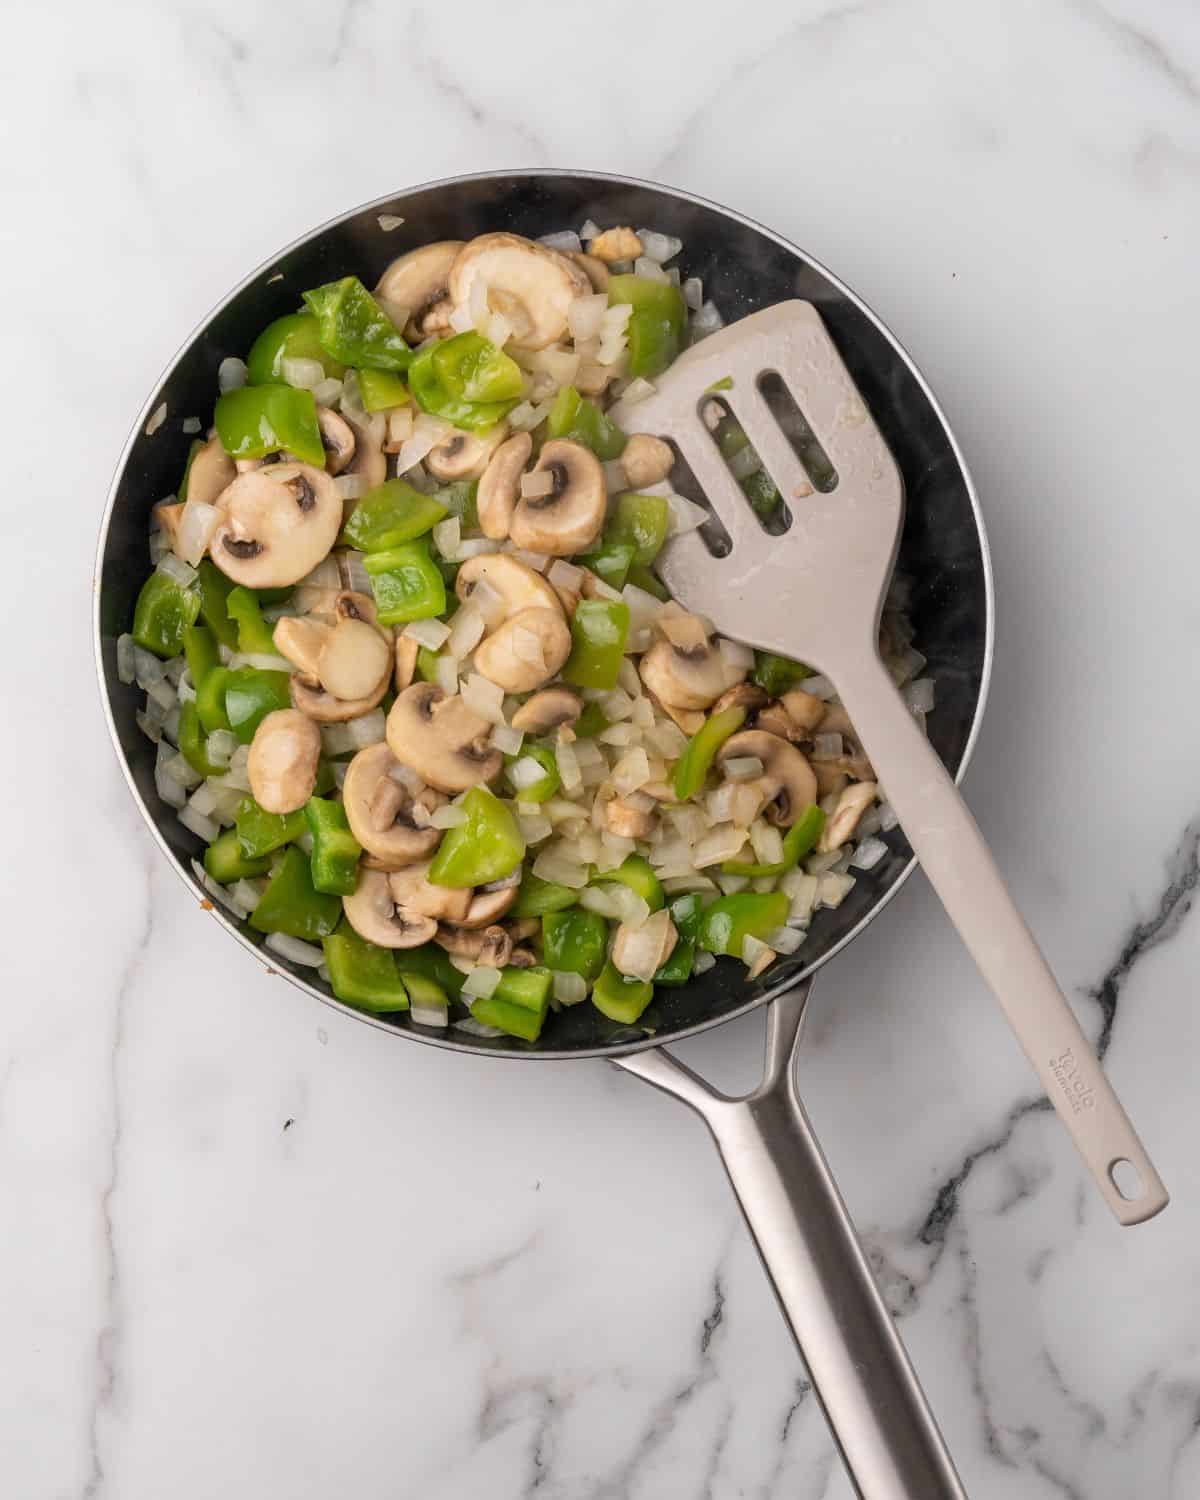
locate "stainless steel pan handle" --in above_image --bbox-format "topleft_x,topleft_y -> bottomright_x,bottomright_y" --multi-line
616,980 -> 967,1500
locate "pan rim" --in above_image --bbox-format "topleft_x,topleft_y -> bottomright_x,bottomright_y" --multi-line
93,167 -> 995,1060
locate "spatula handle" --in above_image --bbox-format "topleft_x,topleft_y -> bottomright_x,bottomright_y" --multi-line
831,648 -> 1167,1225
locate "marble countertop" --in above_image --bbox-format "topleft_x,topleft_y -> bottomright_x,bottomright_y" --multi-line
6,1 -> 1200,1495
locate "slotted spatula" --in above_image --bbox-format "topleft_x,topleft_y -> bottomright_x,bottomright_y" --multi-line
611,299 -> 1166,1226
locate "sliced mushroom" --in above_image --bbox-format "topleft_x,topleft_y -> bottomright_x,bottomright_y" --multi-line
783,690 -> 828,735
342,743 -> 441,867
508,947 -> 537,968
746,945 -> 777,981
387,860 -> 473,923
588,226 -> 643,263
509,439 -> 606,556
246,709 -> 321,815
291,667 -> 389,723
375,241 -> 464,341
318,617 -> 393,701
756,702 -> 798,741
655,698 -> 705,736
817,781 -> 879,853
718,731 -> 818,828
426,423 -> 508,483
510,687 -> 582,735
640,631 -> 745,711
449,233 -> 590,351
345,408 -> 387,492
394,635 -> 419,692
187,435 -> 237,506
472,607 -> 571,694
273,616 -> 334,677
386,683 -> 502,793
605,796 -> 657,840
814,764 -> 849,799
611,909 -> 677,982
640,780 -> 678,803
713,682 -> 767,716
455,551 -> 562,618
569,251 -> 609,292
210,463 -> 342,589
455,886 -> 518,929
434,923 -> 512,967
317,407 -> 356,476
620,433 -> 674,489
153,500 -> 185,551
476,431 -> 533,540
809,702 -> 874,781
343,868 -> 437,949
507,917 -> 541,943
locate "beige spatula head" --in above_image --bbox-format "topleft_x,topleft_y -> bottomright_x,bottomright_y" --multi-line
611,301 -> 1167,1226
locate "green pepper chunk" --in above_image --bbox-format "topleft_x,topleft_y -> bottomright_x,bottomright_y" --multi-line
247,312 -> 346,385
203,827 -> 271,885
196,665 -> 232,735
544,385 -> 627,460
721,804 -> 827,877
751,650 -> 811,697
741,467 -> 782,519
471,966 -> 552,1042
674,706 -> 746,801
563,598 -> 630,690
177,437 -> 204,502
131,570 -> 201,659
322,922 -> 409,1011
250,846 -> 341,941
302,277 -> 411,371
627,563 -> 670,602
214,385 -> 325,467
363,540 -> 447,625
178,700 -> 226,778
512,871 -> 577,919
182,623 -> 220,688
304,797 -> 363,896
225,667 -> 292,743
591,854 -> 664,912
542,908 -> 608,981
235,796 -> 307,859
506,745 -> 559,804
357,367 -> 410,412
339,479 -> 448,552
415,646 -> 440,683
577,541 -> 635,593
407,333 -> 520,431
433,478 -> 480,532
605,492 -> 671,566
403,972 -> 450,1023
654,939 -> 695,987
607,275 -> 687,380
592,962 -> 654,1025
225,587 -> 277,656
396,945 -> 465,1000
668,891 -> 707,944
697,891 -> 789,958
572,701 -> 608,738
195,560 -> 239,649
428,786 -> 525,889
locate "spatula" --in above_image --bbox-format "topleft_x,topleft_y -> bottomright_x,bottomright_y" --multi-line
610,300 -> 1166,1226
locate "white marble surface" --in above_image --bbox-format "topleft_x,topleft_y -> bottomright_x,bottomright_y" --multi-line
5,0 -> 1200,1495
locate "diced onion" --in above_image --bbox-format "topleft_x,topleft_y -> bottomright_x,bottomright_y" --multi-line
878,802 -> 899,832
231,878 -> 265,913
636,229 -> 683,264
904,678 -> 936,714
717,637 -> 755,671
850,836 -> 889,871
693,949 -> 717,974
749,821 -> 784,865
178,805 -> 219,842
801,674 -> 837,701
632,258 -> 669,284
539,229 -> 583,254
145,402 -> 167,435
470,578 -> 507,629
176,500 -> 220,567
722,756 -> 763,782
517,813 -> 553,845
228,652 -> 292,673
377,213 -> 405,231
567,292 -> 609,342
447,603 -> 486,659
693,824 -> 748,868
116,634 -> 136,685
552,970 -> 588,1006
556,742 -> 581,792
346,710 -> 386,748
403,618 -> 451,650
682,276 -> 704,311
548,559 -> 583,591
665,492 -> 710,536
430,804 -> 468,829
313,377 -> 344,407
411,999 -> 449,1028
741,933 -> 769,967
334,474 -> 366,502
282,356 -> 325,390
818,872 -> 856,909
532,847 -> 589,888
218,357 -> 247,393
611,747 -> 650,794
156,553 -> 197,589
462,966 -> 502,1000
432,516 -> 462,560
509,756 -> 550,790
490,724 -> 523,755
462,672 -> 505,724
435,656 -> 459,696
265,932 -> 325,967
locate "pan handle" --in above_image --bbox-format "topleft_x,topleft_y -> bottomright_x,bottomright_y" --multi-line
614,981 -> 968,1500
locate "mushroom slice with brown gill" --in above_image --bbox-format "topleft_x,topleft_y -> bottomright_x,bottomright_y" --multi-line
455,551 -> 562,619
757,688 -> 827,741
476,431 -> 533,540
434,923 -> 512,967
374,240 -> 464,341
620,433 -> 674,490
394,635 -> 419,692
713,682 -> 768,716
386,860 -> 472,923
210,462 -> 342,589
341,743 -> 441,867
186,434 -> 237,506
510,687 -> 582,736
343,869 -> 437,949
344,408 -> 387,492
386,683 -> 502,793
316,407 -> 356,476
817,780 -> 879,853
247,709 -> 321,815
455,885 -> 518,930
426,423 -> 508,484
718,730 -> 818,829
472,607 -> 571,694
508,439 -> 606,556
640,626 -> 746,712
612,909 -> 677,982
448,233 -> 590,351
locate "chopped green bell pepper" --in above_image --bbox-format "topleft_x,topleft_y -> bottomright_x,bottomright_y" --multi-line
322,922 -> 409,1011
403,972 -> 450,1022
225,667 -> 292,744
339,479 -> 447,552
195,560 -> 239,650
722,804 -> 826,877
697,891 -> 789,958
472,967 -> 552,1043
304,797 -> 363,896
674,705 -> 747,801
195,665 -> 232,735
415,645 -> 440,684
363,540 -> 446,625
512,871 -> 577,919
653,939 -> 694,987
542,908 -> 608,981
544,385 -> 627,460
668,892 -> 707,944
178,700 -> 226,778
577,540 -> 635,593
131,570 -> 201,659
605,492 -> 670,566
433,478 -> 479,531
627,563 -> 669,601
563,598 -> 630,690
607,275 -> 687,380
408,333 -> 521,431
506,745 -> 559,804
572,701 -> 608,738
247,311 -> 346,385
592,961 -> 654,1025
182,623 -> 220,688
214,384 -> 325,467
428,787 -> 525,889
177,437 -> 204,502
225,587 -> 277,656
752,651 -> 811,697
235,797 -> 307,859
302,277 -> 411,371
250,846 -> 341,941
741,467 -> 782,519
358,367 -> 410,412
204,827 -> 271,885
396,944 -> 465,1000
591,854 -> 664,912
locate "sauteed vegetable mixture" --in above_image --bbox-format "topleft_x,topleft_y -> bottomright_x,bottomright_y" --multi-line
120,223 -> 933,1040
